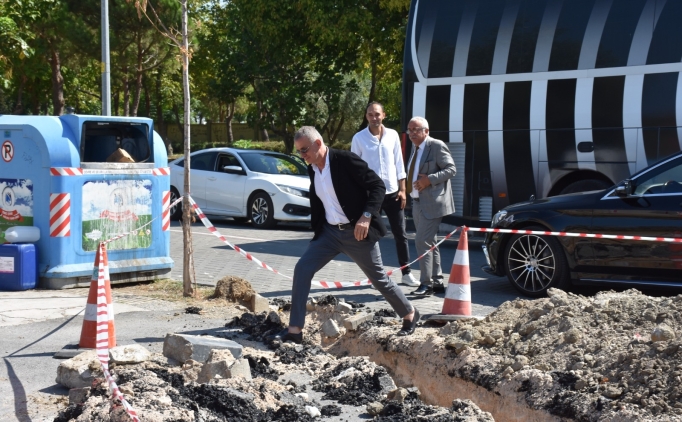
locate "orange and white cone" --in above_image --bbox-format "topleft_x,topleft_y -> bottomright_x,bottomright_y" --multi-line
79,243 -> 116,349
441,228 -> 472,317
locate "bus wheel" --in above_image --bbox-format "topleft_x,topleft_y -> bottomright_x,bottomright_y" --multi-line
559,179 -> 611,195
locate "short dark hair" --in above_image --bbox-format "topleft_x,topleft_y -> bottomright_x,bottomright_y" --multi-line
366,101 -> 385,113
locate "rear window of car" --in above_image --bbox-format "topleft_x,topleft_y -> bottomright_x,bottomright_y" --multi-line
240,153 -> 307,175
173,152 -> 218,171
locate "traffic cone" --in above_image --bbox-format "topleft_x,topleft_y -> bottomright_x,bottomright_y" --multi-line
79,243 -> 116,349
440,228 -> 472,317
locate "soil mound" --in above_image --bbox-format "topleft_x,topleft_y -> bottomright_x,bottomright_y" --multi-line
213,276 -> 255,302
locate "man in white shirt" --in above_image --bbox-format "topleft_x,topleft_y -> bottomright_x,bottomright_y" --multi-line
265,126 -> 420,345
351,102 -> 420,287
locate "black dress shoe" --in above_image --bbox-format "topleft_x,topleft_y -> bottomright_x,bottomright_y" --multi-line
397,308 -> 420,336
411,284 -> 434,296
433,282 -> 446,294
265,328 -> 303,344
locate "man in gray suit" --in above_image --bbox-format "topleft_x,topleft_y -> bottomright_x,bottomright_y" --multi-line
405,117 -> 456,296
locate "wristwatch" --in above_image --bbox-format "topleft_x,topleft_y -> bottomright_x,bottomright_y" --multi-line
362,211 -> 372,219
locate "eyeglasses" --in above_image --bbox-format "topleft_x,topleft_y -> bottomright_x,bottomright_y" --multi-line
407,127 -> 426,134
295,144 -> 313,155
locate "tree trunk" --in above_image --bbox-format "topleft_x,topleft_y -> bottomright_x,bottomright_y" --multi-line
331,115 -> 345,143
180,0 -> 196,297
13,75 -> 25,114
226,102 -> 235,143
113,91 -> 119,116
143,74 -> 151,117
256,98 -> 269,141
155,70 -> 166,139
131,35 -> 143,116
49,47 -> 65,116
123,65 -> 130,116
358,49 -> 378,132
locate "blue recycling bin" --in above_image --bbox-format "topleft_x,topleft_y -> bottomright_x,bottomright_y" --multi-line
0,114 -> 173,289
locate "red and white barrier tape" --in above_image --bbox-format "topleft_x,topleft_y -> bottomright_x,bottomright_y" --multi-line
465,226 -> 682,243
102,196 -> 182,245
187,195 -> 461,288
95,243 -> 140,422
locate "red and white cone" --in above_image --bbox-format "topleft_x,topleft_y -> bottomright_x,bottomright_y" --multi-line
79,243 -> 116,349
440,228 -> 472,318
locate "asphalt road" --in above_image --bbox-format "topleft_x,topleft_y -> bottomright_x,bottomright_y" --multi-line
0,217 -> 522,422
167,217 -> 521,317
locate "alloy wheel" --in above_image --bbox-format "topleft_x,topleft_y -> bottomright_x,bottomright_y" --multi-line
251,197 -> 269,225
506,234 -> 557,293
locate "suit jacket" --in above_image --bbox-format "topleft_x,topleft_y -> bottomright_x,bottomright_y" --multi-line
308,148 -> 387,243
413,136 -> 456,219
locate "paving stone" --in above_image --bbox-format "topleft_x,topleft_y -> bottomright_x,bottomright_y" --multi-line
162,333 -> 243,363
248,293 -> 270,314
335,302 -> 353,314
343,313 -> 374,331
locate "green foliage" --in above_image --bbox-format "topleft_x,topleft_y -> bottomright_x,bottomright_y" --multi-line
232,139 -> 253,149
0,0 -> 408,140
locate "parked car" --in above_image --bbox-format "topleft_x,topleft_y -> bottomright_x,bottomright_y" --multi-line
483,151 -> 682,297
169,148 -> 311,228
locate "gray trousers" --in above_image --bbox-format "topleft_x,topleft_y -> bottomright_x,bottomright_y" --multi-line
412,199 -> 444,285
290,223 -> 414,328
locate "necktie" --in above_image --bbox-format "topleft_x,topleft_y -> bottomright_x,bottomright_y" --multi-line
406,146 -> 419,195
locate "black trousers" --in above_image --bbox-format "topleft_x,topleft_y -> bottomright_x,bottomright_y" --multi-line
381,191 -> 411,275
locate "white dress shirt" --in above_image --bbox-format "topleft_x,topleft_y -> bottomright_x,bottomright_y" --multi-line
407,144 -> 425,199
313,150 -> 350,225
351,126 -> 406,195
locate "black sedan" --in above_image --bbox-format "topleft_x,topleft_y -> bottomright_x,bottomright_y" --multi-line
483,152 -> 682,297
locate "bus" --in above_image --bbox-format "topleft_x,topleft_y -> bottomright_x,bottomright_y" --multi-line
402,0 -> 682,226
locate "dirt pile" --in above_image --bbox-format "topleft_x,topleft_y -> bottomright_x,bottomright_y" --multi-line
213,276 -> 256,303
330,288 -> 682,421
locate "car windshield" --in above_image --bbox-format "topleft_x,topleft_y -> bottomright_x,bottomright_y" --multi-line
239,152 -> 308,175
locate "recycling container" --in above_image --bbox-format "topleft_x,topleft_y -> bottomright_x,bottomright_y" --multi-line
0,244 -> 37,291
0,115 -> 173,289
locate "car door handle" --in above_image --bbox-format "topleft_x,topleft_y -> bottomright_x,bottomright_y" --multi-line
207,177 -> 216,181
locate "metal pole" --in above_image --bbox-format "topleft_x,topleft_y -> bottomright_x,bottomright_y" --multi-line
101,0 -> 111,116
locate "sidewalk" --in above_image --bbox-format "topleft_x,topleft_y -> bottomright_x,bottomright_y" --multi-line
0,290 -> 179,327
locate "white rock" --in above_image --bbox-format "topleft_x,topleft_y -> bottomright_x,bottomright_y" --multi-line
321,319 -> 341,338
295,392 -> 310,401
305,406 -> 321,418
109,344 -> 151,364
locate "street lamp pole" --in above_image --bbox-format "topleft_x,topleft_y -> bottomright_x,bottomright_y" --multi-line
101,0 -> 111,116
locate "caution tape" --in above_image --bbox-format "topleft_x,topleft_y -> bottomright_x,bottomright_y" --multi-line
465,226 -> 682,243
102,196 -> 183,245
187,195 -> 460,289
95,243 -> 140,422
89,196 -> 182,420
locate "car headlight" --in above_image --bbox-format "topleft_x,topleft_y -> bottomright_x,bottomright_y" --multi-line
491,210 -> 507,227
276,185 -> 307,197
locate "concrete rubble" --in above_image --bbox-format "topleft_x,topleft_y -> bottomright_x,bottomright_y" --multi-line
52,280 -> 682,422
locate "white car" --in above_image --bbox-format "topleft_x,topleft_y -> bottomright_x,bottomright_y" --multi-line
169,148 -> 311,228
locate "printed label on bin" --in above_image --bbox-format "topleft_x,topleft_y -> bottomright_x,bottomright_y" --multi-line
82,180 -> 152,251
0,257 -> 14,273
0,179 -> 33,243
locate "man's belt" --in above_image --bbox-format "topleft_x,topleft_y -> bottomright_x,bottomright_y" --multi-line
330,222 -> 353,230
411,197 -> 420,202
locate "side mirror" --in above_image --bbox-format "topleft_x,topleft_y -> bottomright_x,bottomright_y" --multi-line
223,165 -> 244,175
615,179 -> 633,196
